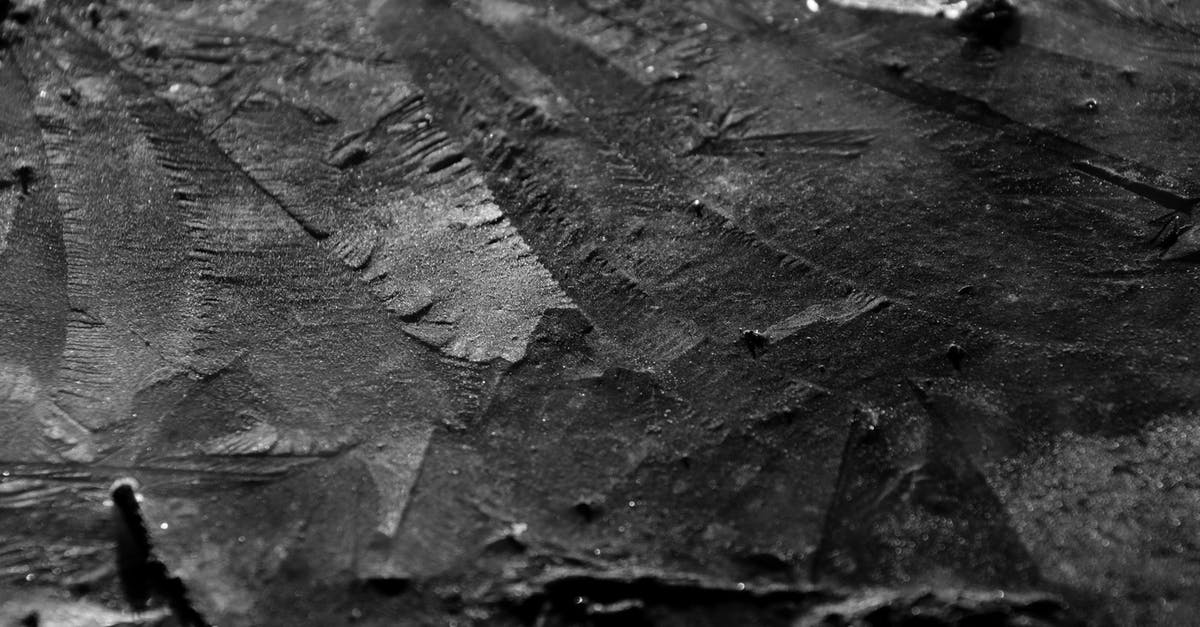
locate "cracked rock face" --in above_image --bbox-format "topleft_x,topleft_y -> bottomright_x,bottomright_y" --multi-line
2,0 -> 1199,625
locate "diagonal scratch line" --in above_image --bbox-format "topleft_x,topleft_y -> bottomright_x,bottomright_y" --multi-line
1072,161 -> 1199,214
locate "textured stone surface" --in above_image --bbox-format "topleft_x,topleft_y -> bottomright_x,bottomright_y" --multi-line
2,0 -> 1199,624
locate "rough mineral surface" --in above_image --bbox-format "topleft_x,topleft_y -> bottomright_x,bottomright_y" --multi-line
2,0 -> 1198,625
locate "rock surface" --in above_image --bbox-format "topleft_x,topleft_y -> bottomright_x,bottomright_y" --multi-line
3,0 -> 1200,625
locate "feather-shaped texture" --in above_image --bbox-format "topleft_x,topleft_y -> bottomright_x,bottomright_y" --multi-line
2,0 -> 1200,625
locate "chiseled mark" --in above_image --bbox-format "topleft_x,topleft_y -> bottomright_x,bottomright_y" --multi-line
0,477 -> 74,509
392,10 -> 820,365
812,386 -> 1043,589
1159,225 -> 1200,261
0,361 -> 96,463
692,129 -> 877,159
760,291 -> 890,343
1072,161 -> 1197,214
18,34 -> 215,431
822,0 -> 967,18
201,420 -> 356,457
354,421 -> 434,580
417,0 -> 1200,362
795,587 -> 1076,627
1072,161 -> 1200,260
688,106 -> 875,160
690,102 -> 875,160
360,422 -> 433,537
356,191 -> 574,363
185,56 -> 575,364
60,7 -> 565,367
508,565 -> 1071,624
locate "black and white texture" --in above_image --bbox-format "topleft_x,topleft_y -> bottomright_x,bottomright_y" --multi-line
1,0 -> 1199,625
